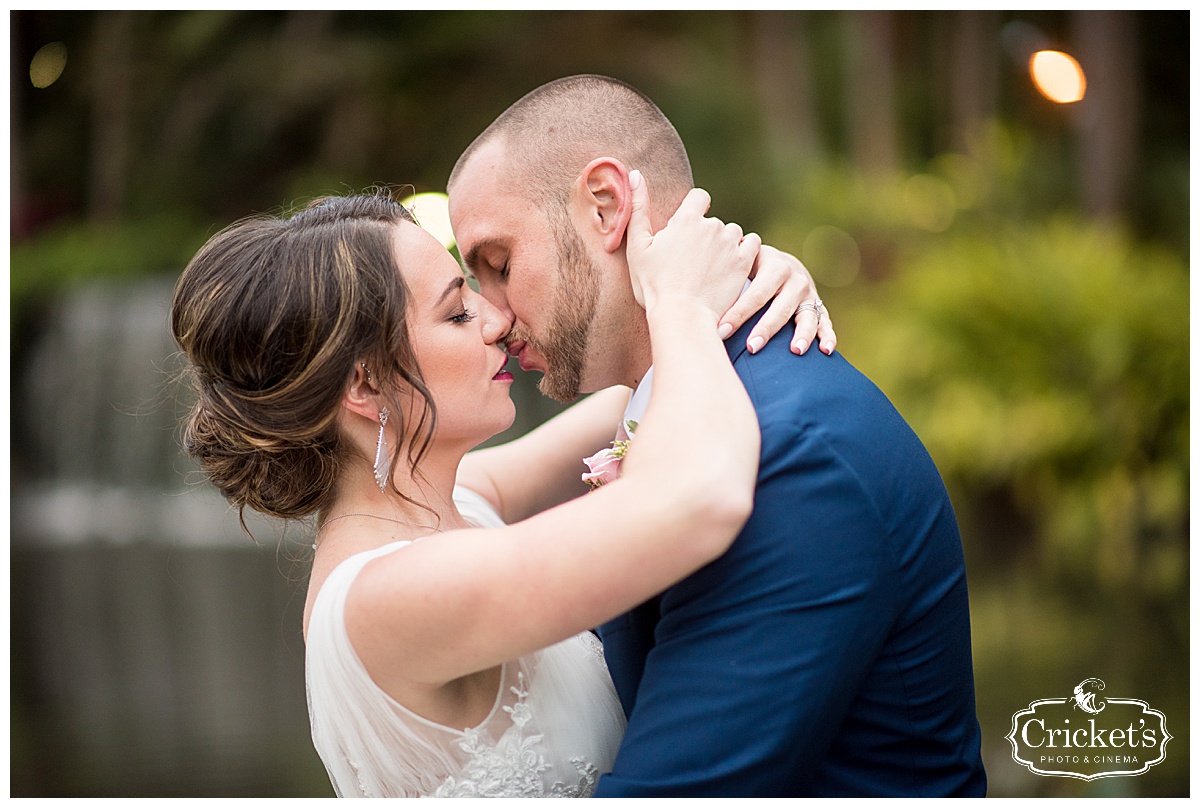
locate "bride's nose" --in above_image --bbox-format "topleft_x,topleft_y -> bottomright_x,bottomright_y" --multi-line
477,294 -> 514,345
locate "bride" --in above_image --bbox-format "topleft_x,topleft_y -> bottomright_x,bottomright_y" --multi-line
170,173 -> 817,797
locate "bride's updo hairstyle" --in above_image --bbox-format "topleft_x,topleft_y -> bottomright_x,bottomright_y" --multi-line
171,194 -> 436,526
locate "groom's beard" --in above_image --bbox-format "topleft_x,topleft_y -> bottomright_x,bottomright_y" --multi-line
525,213 -> 600,403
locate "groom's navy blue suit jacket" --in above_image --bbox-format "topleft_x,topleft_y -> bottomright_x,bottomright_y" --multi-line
594,312 -> 987,797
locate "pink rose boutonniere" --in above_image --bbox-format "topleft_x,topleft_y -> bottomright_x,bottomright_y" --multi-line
582,420 -> 638,489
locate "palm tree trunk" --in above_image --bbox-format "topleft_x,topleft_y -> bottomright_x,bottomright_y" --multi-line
87,11 -> 136,222
1070,10 -> 1139,219
751,11 -> 823,173
845,10 -> 898,177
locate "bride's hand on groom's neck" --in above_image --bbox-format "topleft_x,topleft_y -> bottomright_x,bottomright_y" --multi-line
625,169 -> 761,321
720,243 -> 838,356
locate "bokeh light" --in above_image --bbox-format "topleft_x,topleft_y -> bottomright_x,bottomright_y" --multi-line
29,41 -> 67,88
931,154 -> 985,211
400,192 -> 455,249
1029,49 -> 1086,104
904,174 -> 957,232
802,225 -> 861,288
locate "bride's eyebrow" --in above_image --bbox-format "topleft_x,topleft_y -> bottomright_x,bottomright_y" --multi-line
435,276 -> 466,307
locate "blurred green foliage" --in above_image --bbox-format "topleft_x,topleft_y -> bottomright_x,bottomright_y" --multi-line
847,216 -> 1187,596
765,129 -> 1188,613
11,214 -> 210,306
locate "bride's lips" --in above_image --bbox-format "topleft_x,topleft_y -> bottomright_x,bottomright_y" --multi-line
493,353 -> 514,382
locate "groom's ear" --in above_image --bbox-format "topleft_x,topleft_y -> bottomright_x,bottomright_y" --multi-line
574,158 -> 633,255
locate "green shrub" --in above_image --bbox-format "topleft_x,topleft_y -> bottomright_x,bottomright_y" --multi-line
11,215 -> 209,309
842,216 -> 1187,601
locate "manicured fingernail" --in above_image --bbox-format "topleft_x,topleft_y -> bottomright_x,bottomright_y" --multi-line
629,169 -> 642,189
821,341 -> 833,355
793,340 -> 808,355
748,336 -> 765,354
718,322 -> 734,339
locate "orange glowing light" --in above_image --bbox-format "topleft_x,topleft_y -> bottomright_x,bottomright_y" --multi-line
1029,50 -> 1086,104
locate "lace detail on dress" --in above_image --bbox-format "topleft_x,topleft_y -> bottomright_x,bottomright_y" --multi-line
349,755 -> 375,798
433,672 -> 601,798
579,631 -> 606,664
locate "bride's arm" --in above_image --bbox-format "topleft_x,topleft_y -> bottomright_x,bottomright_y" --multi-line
454,385 -> 630,523
349,172 -> 761,686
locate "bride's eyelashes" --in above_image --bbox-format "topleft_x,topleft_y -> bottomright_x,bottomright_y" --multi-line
449,308 -> 478,324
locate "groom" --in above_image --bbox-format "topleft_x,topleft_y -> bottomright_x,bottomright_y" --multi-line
447,75 -> 986,796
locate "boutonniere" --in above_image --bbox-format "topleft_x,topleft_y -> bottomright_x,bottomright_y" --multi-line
581,420 -> 638,489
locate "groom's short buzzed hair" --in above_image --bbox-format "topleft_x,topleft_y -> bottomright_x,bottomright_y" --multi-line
450,74 -> 694,214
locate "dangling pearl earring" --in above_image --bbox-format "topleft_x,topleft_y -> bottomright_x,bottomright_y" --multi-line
373,406 -> 391,492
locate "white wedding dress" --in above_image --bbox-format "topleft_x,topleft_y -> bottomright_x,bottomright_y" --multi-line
305,487 -> 627,797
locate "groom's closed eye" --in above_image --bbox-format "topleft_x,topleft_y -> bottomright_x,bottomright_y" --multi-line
461,237 -> 508,279
477,259 -> 509,283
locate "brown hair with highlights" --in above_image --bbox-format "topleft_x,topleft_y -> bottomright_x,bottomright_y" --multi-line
171,193 -> 436,529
